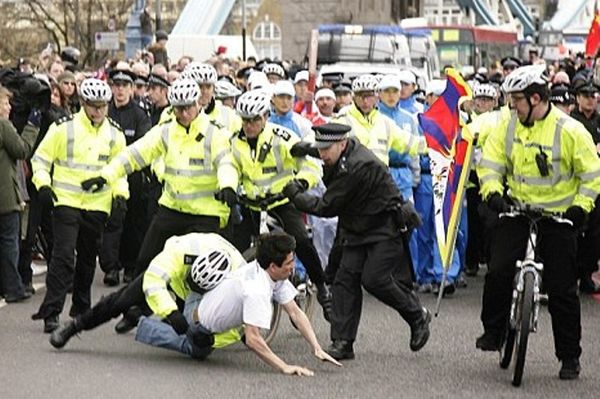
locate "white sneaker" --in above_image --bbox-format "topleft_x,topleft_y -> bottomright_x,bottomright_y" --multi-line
31,261 -> 48,276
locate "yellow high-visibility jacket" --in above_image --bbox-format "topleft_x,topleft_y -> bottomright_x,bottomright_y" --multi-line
31,110 -> 128,214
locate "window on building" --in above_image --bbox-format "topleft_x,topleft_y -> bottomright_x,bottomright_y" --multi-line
253,18 -> 282,60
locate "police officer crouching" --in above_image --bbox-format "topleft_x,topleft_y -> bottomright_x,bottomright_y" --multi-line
283,123 -> 432,360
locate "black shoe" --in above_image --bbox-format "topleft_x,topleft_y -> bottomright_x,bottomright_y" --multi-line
122,272 -> 134,284
44,315 -> 60,333
50,320 -> 81,349
579,276 -> 600,294
465,264 -> 479,277
4,291 -> 32,303
24,283 -> 36,295
559,358 -> 581,380
432,282 -> 455,297
69,304 -> 88,318
410,308 -> 432,352
316,283 -> 333,322
103,270 -> 120,287
114,315 -> 138,334
475,331 -> 502,351
326,340 -> 355,360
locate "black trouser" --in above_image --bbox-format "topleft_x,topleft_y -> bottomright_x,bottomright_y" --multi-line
238,202 -> 325,285
133,206 -> 220,277
34,206 -> 106,319
466,187 -> 486,269
18,186 -> 54,286
330,236 -> 423,342
577,204 -> 600,280
481,216 -> 581,360
324,225 -> 343,285
77,274 -> 146,330
98,205 -> 125,274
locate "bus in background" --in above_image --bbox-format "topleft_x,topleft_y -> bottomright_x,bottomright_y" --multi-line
428,25 -> 518,69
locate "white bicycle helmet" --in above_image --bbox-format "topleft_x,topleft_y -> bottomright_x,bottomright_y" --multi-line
215,80 -> 242,99
187,250 -> 231,293
79,78 -> 112,103
473,83 -> 497,99
262,63 -> 285,78
236,89 -> 271,118
501,64 -> 548,94
352,74 -> 379,92
168,78 -> 200,106
182,62 -> 218,85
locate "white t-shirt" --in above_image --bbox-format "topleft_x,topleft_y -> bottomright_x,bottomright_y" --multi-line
196,261 -> 297,332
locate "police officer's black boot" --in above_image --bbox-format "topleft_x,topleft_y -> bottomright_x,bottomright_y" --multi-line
315,283 -> 333,322
410,308 -> 431,352
114,307 -> 141,334
103,269 -> 120,287
327,340 -> 354,360
50,318 -> 81,349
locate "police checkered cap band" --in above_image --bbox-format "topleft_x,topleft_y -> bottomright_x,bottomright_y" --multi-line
111,71 -> 133,83
315,131 -> 348,142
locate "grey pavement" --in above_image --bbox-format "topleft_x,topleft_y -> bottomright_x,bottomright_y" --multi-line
0,271 -> 598,399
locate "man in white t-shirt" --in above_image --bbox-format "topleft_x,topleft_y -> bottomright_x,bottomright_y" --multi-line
135,233 -> 341,376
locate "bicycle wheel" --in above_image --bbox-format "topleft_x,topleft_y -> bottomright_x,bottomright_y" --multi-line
512,272 -> 535,387
499,327 -> 516,369
242,246 -> 282,344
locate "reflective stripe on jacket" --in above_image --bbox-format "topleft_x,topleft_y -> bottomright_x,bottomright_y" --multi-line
31,110 -> 128,213
478,106 -> 600,212
102,113 -> 238,227
334,104 -> 426,165
231,123 -> 322,210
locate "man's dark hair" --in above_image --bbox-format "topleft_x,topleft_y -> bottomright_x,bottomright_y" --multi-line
256,233 -> 296,270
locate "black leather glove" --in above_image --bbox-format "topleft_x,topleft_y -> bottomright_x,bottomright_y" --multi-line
290,141 -> 319,158
399,201 -> 422,232
214,187 -> 238,207
166,311 -> 189,335
38,186 -> 57,206
487,193 -> 510,213
282,179 -> 308,199
564,206 -> 586,229
81,176 -> 107,193
27,108 -> 42,128
187,325 -> 215,349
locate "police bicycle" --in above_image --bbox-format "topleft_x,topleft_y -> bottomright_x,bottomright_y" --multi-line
234,193 -> 316,344
497,206 -> 572,387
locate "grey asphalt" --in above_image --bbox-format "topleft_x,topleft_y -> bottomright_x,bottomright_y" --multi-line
1,271 -> 598,399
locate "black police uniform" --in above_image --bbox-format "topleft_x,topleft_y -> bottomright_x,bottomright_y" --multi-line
100,71 -> 152,284
287,125 -> 427,350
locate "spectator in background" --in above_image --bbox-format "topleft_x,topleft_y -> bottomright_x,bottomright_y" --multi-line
166,69 -> 179,83
333,82 -> 352,112
176,56 -> 192,72
0,86 -> 40,303
151,64 -> 168,80
140,5 -> 154,49
57,71 -> 79,115
18,58 -> 33,74
48,61 -> 64,80
148,30 -> 169,69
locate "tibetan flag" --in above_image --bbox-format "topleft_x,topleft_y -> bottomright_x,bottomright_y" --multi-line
417,69 -> 473,270
586,5 -> 600,58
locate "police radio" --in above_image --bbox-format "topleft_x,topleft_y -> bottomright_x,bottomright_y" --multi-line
258,142 -> 271,162
535,146 -> 549,177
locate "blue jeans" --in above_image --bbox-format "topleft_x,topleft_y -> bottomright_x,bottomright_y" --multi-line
135,293 -> 214,359
0,212 -> 25,299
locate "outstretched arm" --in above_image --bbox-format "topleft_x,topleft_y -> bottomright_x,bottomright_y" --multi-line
244,324 -> 315,376
282,301 -> 342,367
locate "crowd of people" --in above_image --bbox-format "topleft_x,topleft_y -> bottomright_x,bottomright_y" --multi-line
0,31 -> 599,379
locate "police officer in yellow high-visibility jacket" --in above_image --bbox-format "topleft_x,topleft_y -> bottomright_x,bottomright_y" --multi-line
31,78 -> 128,333
158,62 -> 242,137
49,232 -> 245,353
334,75 -> 427,164
81,79 -> 238,285
476,65 -> 600,380
230,89 -> 333,321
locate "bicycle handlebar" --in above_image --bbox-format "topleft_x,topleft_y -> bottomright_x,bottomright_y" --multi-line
499,205 -> 573,226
